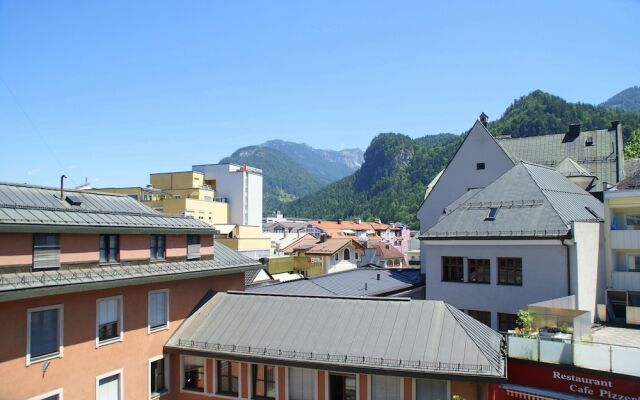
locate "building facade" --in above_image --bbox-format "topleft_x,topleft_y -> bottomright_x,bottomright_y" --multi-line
0,182 -> 259,399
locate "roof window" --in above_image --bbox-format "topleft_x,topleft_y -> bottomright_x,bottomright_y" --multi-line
476,162 -> 486,170
485,207 -> 498,221
585,136 -> 594,146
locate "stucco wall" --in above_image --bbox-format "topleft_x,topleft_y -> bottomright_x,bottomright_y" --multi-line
417,121 -> 514,233
571,221 -> 606,319
0,272 -> 245,400
423,241 -> 568,329
0,232 -> 33,266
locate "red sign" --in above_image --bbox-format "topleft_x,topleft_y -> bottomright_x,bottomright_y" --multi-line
505,359 -> 639,400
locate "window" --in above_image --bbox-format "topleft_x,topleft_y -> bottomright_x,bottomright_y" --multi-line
498,313 -> 519,332
442,257 -> 463,282
97,371 -> 122,400
485,207 -> 498,220
335,253 -> 339,261
217,360 -> 239,395
371,375 -> 400,400
498,257 -> 522,285
100,235 -> 119,263
96,296 -> 122,345
416,379 -> 447,400
27,305 -> 63,364
187,235 -> 201,260
355,252 -> 359,260
628,255 -> 640,271
150,235 -> 166,260
252,364 -> 276,399
150,355 -> 168,398
183,355 -> 205,392
468,259 -> 490,283
33,233 -> 60,269
289,368 -> 315,400
148,289 -> 169,332
476,162 -> 485,170
329,373 -> 356,400
343,248 -> 350,260
626,214 -> 640,230
466,310 -> 491,327
28,388 -> 63,400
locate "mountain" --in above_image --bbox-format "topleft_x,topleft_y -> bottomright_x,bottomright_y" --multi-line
261,140 -> 363,183
488,89 -> 640,139
282,89 -> 640,228
281,133 -> 461,227
219,146 -> 325,214
600,86 -> 640,112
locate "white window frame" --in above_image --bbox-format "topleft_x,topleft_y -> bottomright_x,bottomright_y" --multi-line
627,254 -> 640,272
148,289 -> 170,334
96,368 -> 124,400
96,295 -> 124,347
326,372 -> 358,400
28,387 -> 63,400
180,354 -> 208,395
149,354 -> 170,400
26,304 -> 64,366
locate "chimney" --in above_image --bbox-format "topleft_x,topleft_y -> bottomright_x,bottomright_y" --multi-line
479,112 -> 489,127
365,283 -> 368,291
374,218 -> 381,224
60,175 -> 67,199
319,233 -> 327,243
337,219 -> 342,224
569,123 -> 581,136
611,120 -> 620,130
354,218 -> 361,224
376,273 -> 380,280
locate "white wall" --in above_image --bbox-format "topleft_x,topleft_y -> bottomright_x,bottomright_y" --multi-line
324,245 -> 361,274
571,221 -> 606,319
417,121 -> 514,232
422,240 -> 569,330
193,164 -> 263,229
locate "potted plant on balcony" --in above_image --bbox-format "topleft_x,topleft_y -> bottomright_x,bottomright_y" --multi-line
507,309 -> 539,361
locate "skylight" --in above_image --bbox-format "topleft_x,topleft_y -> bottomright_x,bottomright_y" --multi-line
485,207 -> 498,221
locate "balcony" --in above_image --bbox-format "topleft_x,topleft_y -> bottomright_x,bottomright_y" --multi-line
610,229 -> 640,249
507,332 -> 640,377
612,270 -> 640,291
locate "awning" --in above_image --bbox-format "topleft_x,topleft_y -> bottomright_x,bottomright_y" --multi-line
501,384 -> 589,400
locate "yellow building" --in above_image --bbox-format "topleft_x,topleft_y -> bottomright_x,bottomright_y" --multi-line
96,171 -> 229,225
215,225 -> 271,260
97,170 -> 271,261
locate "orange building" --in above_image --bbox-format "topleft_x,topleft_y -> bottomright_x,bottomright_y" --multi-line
0,182 -> 259,400
164,292 -> 506,400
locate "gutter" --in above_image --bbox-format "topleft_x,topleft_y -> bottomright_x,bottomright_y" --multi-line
0,264 -> 259,303
0,224 -> 217,235
561,238 -> 571,296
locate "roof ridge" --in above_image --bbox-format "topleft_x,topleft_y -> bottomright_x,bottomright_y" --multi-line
443,303 -> 504,374
225,290 -> 411,302
0,181 -> 129,197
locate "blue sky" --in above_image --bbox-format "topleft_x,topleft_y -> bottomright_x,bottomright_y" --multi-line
1,0 -> 638,188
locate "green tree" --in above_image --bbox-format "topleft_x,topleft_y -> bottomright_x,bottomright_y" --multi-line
624,128 -> 640,159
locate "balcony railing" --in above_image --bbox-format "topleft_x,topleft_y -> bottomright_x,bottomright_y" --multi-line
612,270 -> 640,291
507,333 -> 640,377
610,230 -> 640,249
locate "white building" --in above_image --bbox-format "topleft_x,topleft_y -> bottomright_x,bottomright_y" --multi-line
420,162 -> 605,331
192,163 -> 263,230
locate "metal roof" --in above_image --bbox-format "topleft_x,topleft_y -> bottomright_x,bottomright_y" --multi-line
165,292 -> 505,380
496,129 -> 618,191
0,242 -> 260,300
0,182 -> 215,234
247,268 -> 424,297
421,162 -> 604,239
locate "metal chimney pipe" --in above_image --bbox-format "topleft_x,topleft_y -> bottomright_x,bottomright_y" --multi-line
60,175 -> 67,199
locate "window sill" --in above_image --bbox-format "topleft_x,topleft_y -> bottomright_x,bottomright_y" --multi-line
497,282 -> 523,286
99,262 -> 121,267
467,281 -> 491,284
215,391 -> 240,399
96,336 -> 123,348
148,324 -> 169,334
150,259 -> 166,263
26,352 -> 62,367
180,388 -> 207,397
150,389 -> 168,399
441,280 -> 465,283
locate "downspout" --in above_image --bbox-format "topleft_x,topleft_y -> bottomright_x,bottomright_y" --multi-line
562,237 -> 571,296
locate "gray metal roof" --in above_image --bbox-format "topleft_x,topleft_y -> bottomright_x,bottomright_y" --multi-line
247,268 -> 424,297
496,129 -> 619,191
0,182 -> 215,234
421,162 -> 604,239
165,292 -> 505,380
0,242 -> 260,301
